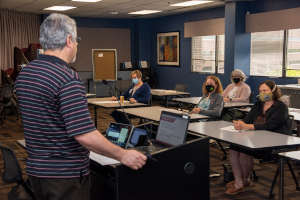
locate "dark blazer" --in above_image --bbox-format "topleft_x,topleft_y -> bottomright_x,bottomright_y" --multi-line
243,100 -> 289,134
123,82 -> 151,104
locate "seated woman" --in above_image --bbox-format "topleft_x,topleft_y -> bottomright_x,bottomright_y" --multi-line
225,80 -> 289,195
191,75 -> 224,118
112,70 -> 151,124
222,69 -> 251,121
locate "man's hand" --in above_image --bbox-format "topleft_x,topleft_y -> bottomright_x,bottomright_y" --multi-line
120,150 -> 147,170
190,107 -> 201,114
112,96 -> 117,101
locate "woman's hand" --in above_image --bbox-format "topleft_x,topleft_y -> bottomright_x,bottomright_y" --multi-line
233,120 -> 243,130
233,120 -> 254,130
129,98 -> 137,103
223,97 -> 230,103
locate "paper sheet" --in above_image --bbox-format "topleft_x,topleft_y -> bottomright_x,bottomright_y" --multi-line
220,125 -> 241,133
89,152 -> 120,165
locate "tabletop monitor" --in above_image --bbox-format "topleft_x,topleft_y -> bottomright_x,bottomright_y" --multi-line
156,111 -> 190,146
106,123 -> 133,148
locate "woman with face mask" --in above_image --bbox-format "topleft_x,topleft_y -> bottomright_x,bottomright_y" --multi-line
225,80 -> 289,195
222,69 -> 251,121
112,70 -> 151,104
190,75 -> 224,117
223,69 -> 251,103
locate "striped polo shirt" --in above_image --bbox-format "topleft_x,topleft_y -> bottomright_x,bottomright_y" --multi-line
15,54 -> 96,178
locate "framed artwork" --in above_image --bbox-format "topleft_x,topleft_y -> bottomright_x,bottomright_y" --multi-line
157,31 -> 180,66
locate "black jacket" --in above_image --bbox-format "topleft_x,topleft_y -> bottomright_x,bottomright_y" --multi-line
243,100 -> 289,134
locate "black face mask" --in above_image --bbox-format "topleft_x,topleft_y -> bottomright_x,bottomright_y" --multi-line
233,78 -> 241,84
206,85 -> 215,93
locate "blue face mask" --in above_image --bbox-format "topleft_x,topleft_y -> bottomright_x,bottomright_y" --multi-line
132,78 -> 139,85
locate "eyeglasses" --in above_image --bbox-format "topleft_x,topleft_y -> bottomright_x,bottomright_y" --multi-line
76,36 -> 81,43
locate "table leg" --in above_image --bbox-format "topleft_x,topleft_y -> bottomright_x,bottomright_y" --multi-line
94,106 -> 97,128
297,122 -> 300,137
166,96 -> 169,107
279,158 -> 285,200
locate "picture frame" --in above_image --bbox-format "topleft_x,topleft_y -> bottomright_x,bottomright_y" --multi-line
157,31 -> 180,66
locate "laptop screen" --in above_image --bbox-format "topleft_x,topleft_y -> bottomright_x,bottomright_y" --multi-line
130,128 -> 147,146
155,111 -> 190,146
106,123 -> 133,148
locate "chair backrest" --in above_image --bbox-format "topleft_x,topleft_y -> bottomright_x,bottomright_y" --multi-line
279,95 -> 290,107
0,144 -> 23,183
116,80 -> 131,96
174,84 -> 187,92
286,115 -> 295,135
1,84 -> 13,104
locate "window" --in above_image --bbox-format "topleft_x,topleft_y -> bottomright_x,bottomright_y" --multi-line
217,35 -> 225,73
250,29 -> 300,77
287,29 -> 300,77
250,31 -> 284,77
191,35 -> 224,73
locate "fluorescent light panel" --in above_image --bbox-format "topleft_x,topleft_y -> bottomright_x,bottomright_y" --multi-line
44,6 -> 76,11
72,0 -> 102,2
128,10 -> 161,15
170,1 -> 213,7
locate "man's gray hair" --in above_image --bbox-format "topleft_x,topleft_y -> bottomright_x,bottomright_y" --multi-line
40,13 -> 77,50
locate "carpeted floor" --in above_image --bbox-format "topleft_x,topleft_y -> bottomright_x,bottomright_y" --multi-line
1,105 -> 300,200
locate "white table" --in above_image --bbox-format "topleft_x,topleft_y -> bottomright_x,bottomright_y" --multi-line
172,97 -> 253,108
151,89 -> 190,96
86,93 -> 96,98
151,89 -> 190,107
188,121 -> 300,151
188,121 -> 300,198
88,97 -> 146,128
278,84 -> 300,90
117,106 -> 210,122
278,151 -> 300,200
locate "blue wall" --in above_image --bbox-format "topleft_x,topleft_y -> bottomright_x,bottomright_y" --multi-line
136,0 -> 300,99
137,7 -> 225,96
57,0 -> 300,98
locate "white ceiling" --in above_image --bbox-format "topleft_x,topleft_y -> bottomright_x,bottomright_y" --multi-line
0,0 -> 225,18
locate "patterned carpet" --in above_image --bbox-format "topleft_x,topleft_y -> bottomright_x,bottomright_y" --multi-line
0,105 -> 300,200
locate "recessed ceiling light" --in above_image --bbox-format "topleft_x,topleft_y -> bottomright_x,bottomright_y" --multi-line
43,6 -> 76,11
170,1 -> 213,7
72,0 -> 102,2
128,10 -> 162,15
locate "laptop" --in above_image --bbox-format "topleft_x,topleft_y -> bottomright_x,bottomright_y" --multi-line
105,122 -> 134,148
155,110 -> 190,146
135,111 -> 191,153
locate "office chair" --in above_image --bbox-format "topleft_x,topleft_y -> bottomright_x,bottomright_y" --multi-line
174,84 -> 187,93
0,144 -> 35,200
167,84 -> 189,108
0,84 -> 19,124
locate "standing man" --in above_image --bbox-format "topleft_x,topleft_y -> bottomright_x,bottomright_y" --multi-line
15,13 -> 146,200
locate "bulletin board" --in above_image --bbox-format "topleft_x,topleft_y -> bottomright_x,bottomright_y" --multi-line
92,49 -> 117,81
